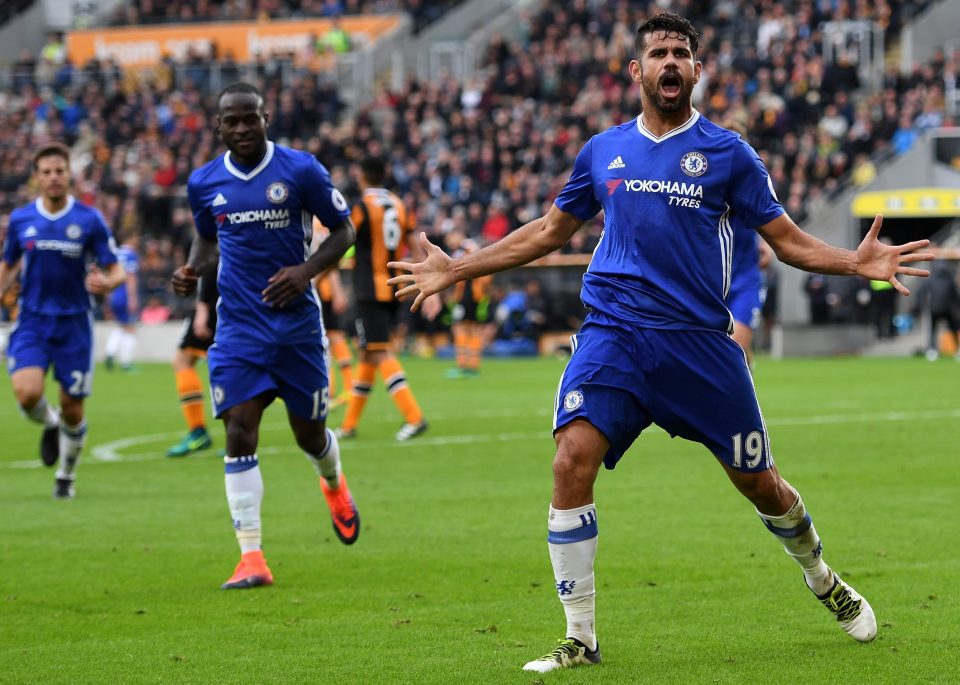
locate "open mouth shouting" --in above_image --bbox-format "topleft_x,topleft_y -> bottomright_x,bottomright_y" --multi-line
660,72 -> 683,99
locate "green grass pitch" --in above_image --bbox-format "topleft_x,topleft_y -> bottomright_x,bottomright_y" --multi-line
1,355 -> 958,684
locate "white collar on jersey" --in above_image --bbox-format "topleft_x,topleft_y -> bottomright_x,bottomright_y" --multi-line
636,109 -> 700,143
35,194 -> 76,221
224,141 -> 275,181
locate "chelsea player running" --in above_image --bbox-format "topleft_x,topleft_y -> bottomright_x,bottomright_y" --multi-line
0,143 -> 124,498
728,216 -> 773,367
388,14 -> 933,672
172,82 -> 360,590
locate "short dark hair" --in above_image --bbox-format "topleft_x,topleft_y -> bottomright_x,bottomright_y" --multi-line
33,142 -> 70,171
217,81 -> 262,109
635,13 -> 700,59
360,156 -> 386,186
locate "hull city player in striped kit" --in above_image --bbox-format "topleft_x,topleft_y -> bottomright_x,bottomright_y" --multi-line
335,157 -> 441,442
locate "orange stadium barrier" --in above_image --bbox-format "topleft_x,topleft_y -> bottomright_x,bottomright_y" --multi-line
66,15 -> 401,68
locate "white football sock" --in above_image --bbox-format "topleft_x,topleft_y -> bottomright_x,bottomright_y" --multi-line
55,419 -> 87,481
119,331 -> 137,366
22,397 -> 60,428
105,328 -> 122,358
758,491 -> 832,595
304,428 -> 341,489
224,454 -> 263,554
547,503 -> 599,651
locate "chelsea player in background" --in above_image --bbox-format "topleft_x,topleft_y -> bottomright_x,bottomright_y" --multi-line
0,143 -> 125,499
104,232 -> 140,371
388,13 -> 933,672
172,83 -> 360,590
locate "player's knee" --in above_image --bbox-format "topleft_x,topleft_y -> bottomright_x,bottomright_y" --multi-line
12,382 -> 43,410
224,419 -> 258,455
294,425 -> 326,454
552,444 -> 598,487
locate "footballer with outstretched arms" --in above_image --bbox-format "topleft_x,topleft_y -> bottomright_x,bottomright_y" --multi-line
388,13 -> 933,672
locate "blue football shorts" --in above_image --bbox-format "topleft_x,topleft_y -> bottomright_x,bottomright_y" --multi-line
207,340 -> 329,420
109,290 -> 136,325
727,280 -> 766,330
553,311 -> 773,472
6,312 -> 95,397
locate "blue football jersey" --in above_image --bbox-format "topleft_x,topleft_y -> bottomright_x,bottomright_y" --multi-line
187,141 -> 351,346
3,196 -> 118,315
555,111 -> 783,333
109,245 -> 139,311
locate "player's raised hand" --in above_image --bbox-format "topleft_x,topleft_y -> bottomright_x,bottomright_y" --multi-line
263,264 -> 310,308
85,266 -> 108,295
171,264 -> 200,297
387,233 -> 456,313
855,214 -> 934,295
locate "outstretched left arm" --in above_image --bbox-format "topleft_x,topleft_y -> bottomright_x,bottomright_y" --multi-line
758,213 -> 933,295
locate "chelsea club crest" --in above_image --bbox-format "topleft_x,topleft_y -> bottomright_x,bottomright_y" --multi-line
266,182 -> 289,204
680,152 -> 708,177
563,390 -> 584,412
66,224 -> 82,239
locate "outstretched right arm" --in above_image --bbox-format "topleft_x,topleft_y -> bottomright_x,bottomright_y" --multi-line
388,203 -> 584,312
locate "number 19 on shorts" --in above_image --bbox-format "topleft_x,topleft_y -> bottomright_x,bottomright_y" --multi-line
732,431 -> 765,469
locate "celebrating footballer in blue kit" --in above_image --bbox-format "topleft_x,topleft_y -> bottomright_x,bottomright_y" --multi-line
387,13 -> 933,673
0,142 -> 125,499
172,82 -> 361,591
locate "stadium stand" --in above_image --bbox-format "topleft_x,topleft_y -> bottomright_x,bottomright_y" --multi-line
0,0 -> 953,335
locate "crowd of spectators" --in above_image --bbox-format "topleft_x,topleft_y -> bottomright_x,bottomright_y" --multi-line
0,0 -> 954,330
108,0 -> 466,33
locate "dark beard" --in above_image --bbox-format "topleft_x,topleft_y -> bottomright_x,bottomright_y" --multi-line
642,77 -> 693,113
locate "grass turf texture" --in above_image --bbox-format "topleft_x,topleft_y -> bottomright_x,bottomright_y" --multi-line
0,356 -> 957,684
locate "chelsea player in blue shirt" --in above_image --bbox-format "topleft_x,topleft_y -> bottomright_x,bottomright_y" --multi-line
724,121 -> 774,367
104,233 -> 140,371
388,14 -> 933,672
172,82 -> 360,590
0,143 -> 125,499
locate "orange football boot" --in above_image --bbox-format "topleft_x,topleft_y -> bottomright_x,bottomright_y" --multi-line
221,550 -> 274,589
320,473 -> 360,545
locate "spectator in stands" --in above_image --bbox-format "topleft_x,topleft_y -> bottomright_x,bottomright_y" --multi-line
850,153 -> 877,187
804,273 -> 831,324
891,111 -> 921,155
914,92 -> 945,131
321,16 -> 352,54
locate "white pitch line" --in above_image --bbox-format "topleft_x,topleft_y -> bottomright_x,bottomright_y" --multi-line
2,408 -> 959,471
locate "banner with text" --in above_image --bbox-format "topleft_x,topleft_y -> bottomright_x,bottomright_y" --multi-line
66,15 -> 400,68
